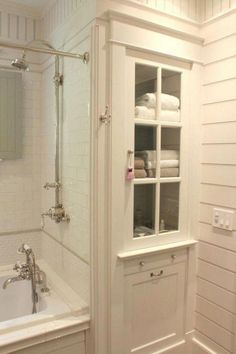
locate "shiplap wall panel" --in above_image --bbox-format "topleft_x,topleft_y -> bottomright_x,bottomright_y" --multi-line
199,224 -> 236,252
202,122 -> 236,143
203,79 -> 236,104
202,101 -> 236,124
204,35 -> 236,64
201,144 -> 236,164
203,57 -> 236,85
201,184 -> 236,208
203,11 -> 236,41
198,259 -> 236,293
198,242 -> 236,272
202,165 -> 236,187
196,296 -> 235,332
195,313 -> 233,352
197,278 -> 236,313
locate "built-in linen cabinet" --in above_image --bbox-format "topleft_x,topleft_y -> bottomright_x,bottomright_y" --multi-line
123,250 -> 187,354
128,58 -> 185,247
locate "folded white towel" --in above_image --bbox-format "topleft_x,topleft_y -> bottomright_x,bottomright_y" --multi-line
161,168 -> 179,177
135,150 -> 157,165
146,161 -> 156,169
136,93 -> 180,111
160,110 -> 180,122
160,160 -> 179,168
161,150 -> 179,160
135,106 -> 155,119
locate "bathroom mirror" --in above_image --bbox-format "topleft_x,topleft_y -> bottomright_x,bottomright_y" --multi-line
0,71 -> 22,159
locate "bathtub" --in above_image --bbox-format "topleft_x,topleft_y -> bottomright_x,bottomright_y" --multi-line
0,266 -> 89,353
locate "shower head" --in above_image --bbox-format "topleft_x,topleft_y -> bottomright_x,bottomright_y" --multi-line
11,51 -> 29,71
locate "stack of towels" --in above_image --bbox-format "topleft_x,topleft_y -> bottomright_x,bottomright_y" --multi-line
135,92 -> 180,122
134,157 -> 147,178
161,149 -> 179,177
134,150 -> 179,178
135,151 -> 156,178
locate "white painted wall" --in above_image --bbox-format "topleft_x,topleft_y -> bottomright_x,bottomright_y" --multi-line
194,9 -> 236,354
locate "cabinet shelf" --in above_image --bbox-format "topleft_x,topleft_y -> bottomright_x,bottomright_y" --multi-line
134,119 -> 182,128
160,177 -> 181,183
134,178 -> 157,185
118,240 -> 198,260
134,118 -> 158,126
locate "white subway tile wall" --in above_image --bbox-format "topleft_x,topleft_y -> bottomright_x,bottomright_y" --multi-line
0,231 -> 41,267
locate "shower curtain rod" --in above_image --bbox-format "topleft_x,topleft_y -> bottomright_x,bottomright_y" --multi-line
0,41 -> 89,63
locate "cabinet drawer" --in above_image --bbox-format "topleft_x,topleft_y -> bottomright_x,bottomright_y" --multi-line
124,249 -> 187,275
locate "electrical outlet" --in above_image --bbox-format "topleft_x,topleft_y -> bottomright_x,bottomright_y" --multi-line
212,208 -> 234,231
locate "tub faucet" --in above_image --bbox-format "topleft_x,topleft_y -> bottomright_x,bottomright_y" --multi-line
2,244 -> 49,313
2,275 -> 24,289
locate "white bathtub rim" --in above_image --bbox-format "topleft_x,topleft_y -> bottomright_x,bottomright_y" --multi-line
0,313 -> 90,353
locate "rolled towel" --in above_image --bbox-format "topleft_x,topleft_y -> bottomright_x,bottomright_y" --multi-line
146,161 -> 156,169
135,150 -> 157,165
161,94 -> 180,111
160,160 -> 179,168
136,93 -> 180,111
136,93 -> 156,109
161,149 -> 179,160
134,169 -> 147,178
161,168 -> 179,177
135,106 -> 155,119
160,110 -> 180,122
134,157 -> 145,169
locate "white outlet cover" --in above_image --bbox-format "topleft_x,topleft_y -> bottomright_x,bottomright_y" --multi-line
212,208 -> 234,231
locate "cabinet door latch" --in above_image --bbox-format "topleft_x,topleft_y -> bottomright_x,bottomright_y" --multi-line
100,105 -> 111,124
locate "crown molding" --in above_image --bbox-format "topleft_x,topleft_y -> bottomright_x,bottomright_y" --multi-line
106,10 -> 204,45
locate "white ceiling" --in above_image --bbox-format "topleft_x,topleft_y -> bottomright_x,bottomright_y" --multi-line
8,0 -> 48,10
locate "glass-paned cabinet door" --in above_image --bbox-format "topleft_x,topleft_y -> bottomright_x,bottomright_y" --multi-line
161,69 -> 181,123
128,56 -> 184,245
159,183 -> 180,233
161,127 -> 181,178
135,64 -> 158,121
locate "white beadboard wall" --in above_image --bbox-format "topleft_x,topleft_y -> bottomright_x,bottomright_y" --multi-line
0,1 -> 40,43
133,0 -> 236,22
195,10 -> 236,354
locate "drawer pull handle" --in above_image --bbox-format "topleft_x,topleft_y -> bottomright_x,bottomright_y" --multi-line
171,254 -> 176,260
150,270 -> 163,277
139,261 -> 145,267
